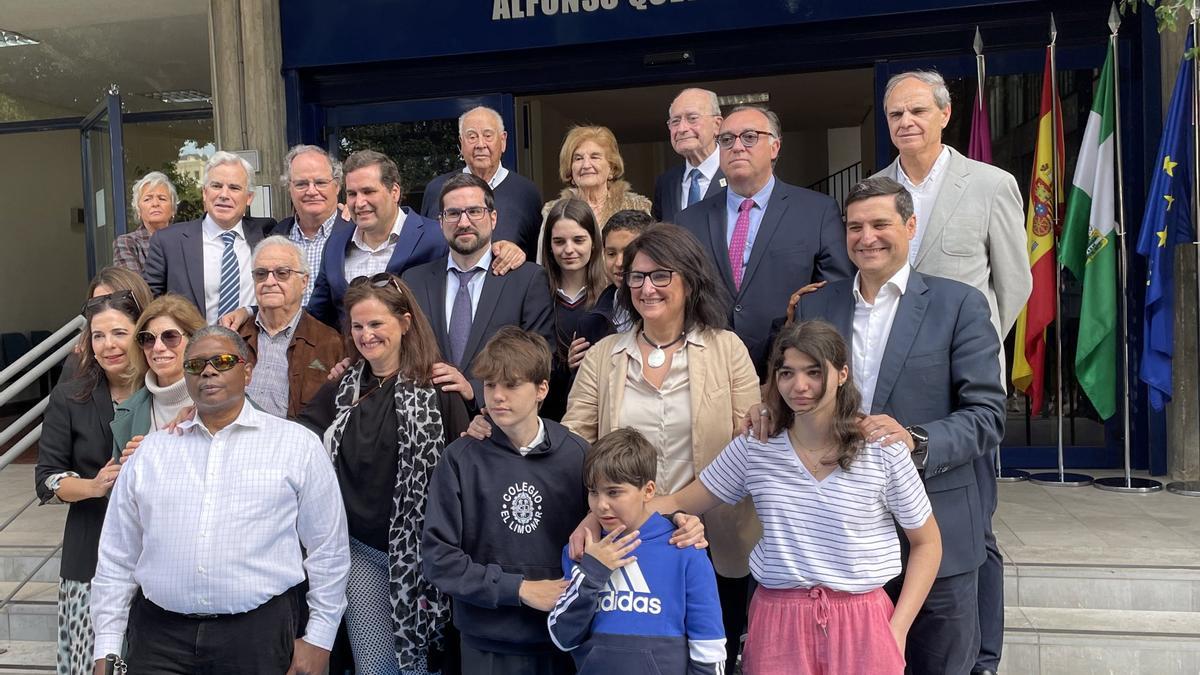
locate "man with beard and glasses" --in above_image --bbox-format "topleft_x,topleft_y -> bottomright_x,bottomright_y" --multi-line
403,173 -> 555,408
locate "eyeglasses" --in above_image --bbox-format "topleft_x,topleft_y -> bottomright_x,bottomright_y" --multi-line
251,266 -> 306,282
715,129 -> 775,150
625,269 -> 676,288
82,290 -> 142,318
290,178 -> 335,192
439,206 -> 492,223
667,113 -> 714,129
182,353 -> 246,375
349,272 -> 403,295
137,329 -> 186,349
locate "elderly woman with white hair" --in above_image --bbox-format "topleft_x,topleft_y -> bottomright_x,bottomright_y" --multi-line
112,171 -> 179,274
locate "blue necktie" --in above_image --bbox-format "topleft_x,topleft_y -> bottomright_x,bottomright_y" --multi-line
686,168 -> 703,207
218,231 -> 240,317
449,268 -> 482,366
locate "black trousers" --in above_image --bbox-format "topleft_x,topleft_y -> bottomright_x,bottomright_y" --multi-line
975,461 -> 1004,673
125,587 -> 299,674
459,641 -> 575,675
715,572 -> 751,665
887,569 -> 980,675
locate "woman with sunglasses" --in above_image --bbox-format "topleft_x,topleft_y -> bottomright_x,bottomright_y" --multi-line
537,198 -> 608,421
35,278 -> 146,674
299,273 -> 470,675
110,293 -> 205,461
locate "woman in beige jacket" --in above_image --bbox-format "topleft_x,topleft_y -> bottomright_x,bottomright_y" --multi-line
562,222 -> 761,661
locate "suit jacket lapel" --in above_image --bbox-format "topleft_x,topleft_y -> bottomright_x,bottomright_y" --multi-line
245,219 -> 264,250
180,221 -> 206,315
705,169 -> 726,198
914,149 -> 968,268
427,264 -> 450,358
871,272 -> 929,413
91,380 -> 114,442
388,209 -> 423,275
667,165 -> 683,216
739,186 -> 787,297
705,196 -> 736,291
459,269 -> 505,368
686,338 -> 708,454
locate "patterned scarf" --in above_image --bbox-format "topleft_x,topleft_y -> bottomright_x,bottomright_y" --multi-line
326,361 -> 451,668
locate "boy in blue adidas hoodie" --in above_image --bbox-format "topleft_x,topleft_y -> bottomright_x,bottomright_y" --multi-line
548,428 -> 726,675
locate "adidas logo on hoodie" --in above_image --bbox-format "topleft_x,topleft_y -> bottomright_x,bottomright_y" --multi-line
598,561 -> 662,615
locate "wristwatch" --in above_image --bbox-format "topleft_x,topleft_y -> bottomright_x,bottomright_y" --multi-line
905,425 -> 929,453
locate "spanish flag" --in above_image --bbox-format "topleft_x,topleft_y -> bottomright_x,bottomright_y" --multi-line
1011,47 -> 1064,412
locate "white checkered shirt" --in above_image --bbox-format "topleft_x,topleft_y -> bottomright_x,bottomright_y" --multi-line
289,212 -> 338,307
90,401 -> 349,658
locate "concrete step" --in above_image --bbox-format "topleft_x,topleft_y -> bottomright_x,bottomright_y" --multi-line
1003,606 -> 1200,674
0,549 -> 58,585
0,640 -> 54,672
0,599 -> 55,644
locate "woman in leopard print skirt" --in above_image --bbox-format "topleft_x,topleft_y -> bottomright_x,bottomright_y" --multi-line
300,274 -> 470,675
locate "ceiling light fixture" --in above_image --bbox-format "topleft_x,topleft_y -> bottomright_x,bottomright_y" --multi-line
0,29 -> 39,48
717,93 -> 770,107
136,89 -> 212,104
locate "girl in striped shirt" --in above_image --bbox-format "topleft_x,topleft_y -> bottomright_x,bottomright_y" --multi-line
652,320 -> 942,674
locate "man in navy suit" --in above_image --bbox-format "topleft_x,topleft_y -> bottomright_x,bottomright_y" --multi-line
651,88 -> 726,223
795,177 -> 1006,675
675,105 -> 854,373
306,150 -> 526,329
402,173 -> 554,406
143,151 -> 264,323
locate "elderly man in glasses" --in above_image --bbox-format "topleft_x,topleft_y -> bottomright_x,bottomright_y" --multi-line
675,105 -> 854,377
236,235 -> 344,420
90,325 -> 350,675
651,88 -> 726,223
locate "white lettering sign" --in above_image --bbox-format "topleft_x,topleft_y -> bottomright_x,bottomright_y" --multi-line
493,0 -> 691,21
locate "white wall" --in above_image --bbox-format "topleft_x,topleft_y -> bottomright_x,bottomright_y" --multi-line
827,126 -> 862,176
0,130 -> 87,335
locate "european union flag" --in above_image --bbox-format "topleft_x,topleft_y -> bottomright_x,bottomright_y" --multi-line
1137,31 -> 1196,410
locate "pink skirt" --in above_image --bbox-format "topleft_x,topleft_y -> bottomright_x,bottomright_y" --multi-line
742,586 -> 906,675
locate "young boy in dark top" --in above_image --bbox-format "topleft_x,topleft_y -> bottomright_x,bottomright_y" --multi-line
548,428 -> 726,675
422,326 -> 588,674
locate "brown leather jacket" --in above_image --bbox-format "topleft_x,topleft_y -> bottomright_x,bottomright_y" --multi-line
239,311 -> 345,419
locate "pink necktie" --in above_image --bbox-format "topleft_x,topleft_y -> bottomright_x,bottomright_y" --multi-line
729,198 -> 754,290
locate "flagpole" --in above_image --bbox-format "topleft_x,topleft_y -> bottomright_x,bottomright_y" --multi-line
1032,15 -> 1093,487
1167,1 -> 1200,496
1096,4 -> 1163,493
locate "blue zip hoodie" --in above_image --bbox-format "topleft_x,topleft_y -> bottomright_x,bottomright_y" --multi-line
548,512 -> 726,674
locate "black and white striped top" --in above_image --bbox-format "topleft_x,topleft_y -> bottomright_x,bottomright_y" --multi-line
699,433 -> 931,592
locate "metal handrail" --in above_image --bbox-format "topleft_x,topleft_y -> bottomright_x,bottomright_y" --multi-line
0,423 -> 41,473
0,541 -> 62,613
0,339 -> 77,408
0,314 -> 84,388
0,394 -> 49,449
0,495 -> 38,535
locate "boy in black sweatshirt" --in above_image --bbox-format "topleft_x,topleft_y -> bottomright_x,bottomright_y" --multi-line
422,326 -> 587,674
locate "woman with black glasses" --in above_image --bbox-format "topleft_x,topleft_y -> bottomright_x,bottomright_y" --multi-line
35,273 -> 147,674
110,293 -> 205,460
299,273 -> 470,675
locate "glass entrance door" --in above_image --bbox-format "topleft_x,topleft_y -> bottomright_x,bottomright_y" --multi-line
80,87 -> 127,278
325,94 -> 515,211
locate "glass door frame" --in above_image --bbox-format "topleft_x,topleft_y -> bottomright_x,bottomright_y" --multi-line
80,87 -> 127,279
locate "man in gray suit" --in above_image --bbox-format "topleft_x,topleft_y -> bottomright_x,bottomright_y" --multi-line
143,151 -> 264,322
874,70 -> 1030,675
796,177 -> 1005,674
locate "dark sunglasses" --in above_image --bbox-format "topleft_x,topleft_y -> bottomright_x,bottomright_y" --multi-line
137,329 -> 187,349
83,289 -> 142,317
251,266 -> 305,282
182,353 -> 245,375
350,272 -> 403,295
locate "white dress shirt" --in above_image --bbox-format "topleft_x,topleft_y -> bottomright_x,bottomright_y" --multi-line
444,248 -> 494,333
851,265 -> 911,413
344,209 -> 406,283
201,216 -> 255,323
679,147 -> 721,211
465,164 -> 510,190
896,145 -> 951,265
90,401 -> 350,658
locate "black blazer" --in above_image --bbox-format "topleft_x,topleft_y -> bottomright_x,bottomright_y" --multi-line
402,258 -> 555,403
575,284 -> 618,346
652,164 -> 725,223
142,217 -> 266,317
675,179 -> 855,374
797,271 -> 1006,578
34,377 -> 116,581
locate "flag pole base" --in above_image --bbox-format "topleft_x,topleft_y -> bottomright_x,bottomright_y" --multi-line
997,469 -> 1030,482
1093,476 -> 1163,493
1029,472 -> 1093,486
1166,481 -> 1200,497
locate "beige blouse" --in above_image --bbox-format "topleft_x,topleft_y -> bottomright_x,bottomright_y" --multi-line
617,331 -> 695,494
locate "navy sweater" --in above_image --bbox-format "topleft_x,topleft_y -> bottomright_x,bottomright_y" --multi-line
548,513 -> 726,674
421,418 -> 588,654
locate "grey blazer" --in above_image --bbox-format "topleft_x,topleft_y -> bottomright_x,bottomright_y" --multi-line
797,270 -> 1006,578
874,146 -> 1032,343
142,217 -> 264,317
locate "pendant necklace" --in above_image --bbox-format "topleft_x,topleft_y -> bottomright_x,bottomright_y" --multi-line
641,330 -> 686,368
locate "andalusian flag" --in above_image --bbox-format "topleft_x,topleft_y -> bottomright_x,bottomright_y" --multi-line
1012,48 -> 1064,412
1059,48 -> 1117,420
